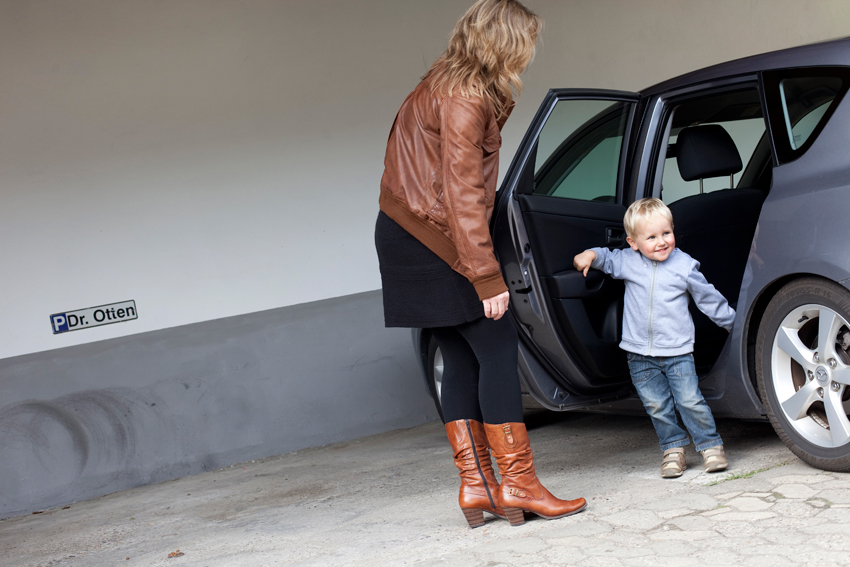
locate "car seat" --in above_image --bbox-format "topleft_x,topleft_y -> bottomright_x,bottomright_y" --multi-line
668,124 -> 766,369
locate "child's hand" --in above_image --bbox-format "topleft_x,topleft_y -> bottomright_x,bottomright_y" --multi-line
573,250 -> 597,277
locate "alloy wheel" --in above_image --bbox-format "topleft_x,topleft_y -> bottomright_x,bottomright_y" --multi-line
770,304 -> 850,448
432,345 -> 444,405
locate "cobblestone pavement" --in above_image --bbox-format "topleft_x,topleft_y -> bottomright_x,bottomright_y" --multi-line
2,411 -> 849,566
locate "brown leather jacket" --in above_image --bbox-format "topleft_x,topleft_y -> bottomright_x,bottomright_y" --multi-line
379,77 -> 512,301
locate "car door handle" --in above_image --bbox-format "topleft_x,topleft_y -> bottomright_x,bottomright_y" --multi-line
606,228 -> 626,247
547,269 -> 606,298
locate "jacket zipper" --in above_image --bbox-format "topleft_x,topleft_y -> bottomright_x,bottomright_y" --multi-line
648,260 -> 657,356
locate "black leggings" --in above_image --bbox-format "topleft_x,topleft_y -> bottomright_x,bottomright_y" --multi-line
430,315 -> 524,424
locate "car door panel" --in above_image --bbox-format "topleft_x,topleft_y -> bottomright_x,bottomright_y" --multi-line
492,90 -> 640,400
516,194 -> 628,380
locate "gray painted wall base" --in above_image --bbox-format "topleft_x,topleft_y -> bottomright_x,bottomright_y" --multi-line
0,290 -> 438,519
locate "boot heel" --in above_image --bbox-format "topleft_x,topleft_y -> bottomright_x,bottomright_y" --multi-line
462,508 -> 485,528
504,507 -> 525,526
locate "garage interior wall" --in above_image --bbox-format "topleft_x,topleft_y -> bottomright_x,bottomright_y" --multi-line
1,0 -> 847,517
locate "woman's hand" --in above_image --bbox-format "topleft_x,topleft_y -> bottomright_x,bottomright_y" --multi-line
483,291 -> 510,320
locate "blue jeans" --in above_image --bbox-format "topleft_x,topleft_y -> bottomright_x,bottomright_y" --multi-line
626,352 -> 722,452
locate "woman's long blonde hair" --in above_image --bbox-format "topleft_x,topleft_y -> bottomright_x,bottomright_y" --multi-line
425,0 -> 542,120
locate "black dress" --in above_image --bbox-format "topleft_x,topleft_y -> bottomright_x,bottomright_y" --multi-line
375,211 -> 484,328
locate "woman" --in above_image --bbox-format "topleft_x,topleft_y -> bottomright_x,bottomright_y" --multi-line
375,0 -> 586,528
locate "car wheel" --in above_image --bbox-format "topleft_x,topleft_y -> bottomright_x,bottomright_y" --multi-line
756,278 -> 850,471
426,336 -> 446,423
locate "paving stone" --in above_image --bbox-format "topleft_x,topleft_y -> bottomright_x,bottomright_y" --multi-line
767,474 -> 833,485
648,540 -> 699,557
810,507 -> 850,521
708,511 -> 777,522
701,507 -> 731,517
739,492 -> 774,497
806,550 -> 850,563
537,520 -> 612,539
647,529 -> 716,541
583,544 -> 652,558
472,553 -> 545,565
715,491 -> 742,500
732,554 -> 797,567
600,509 -> 663,530
466,536 -> 548,556
540,546 -> 587,564
818,488 -> 850,504
575,556 -> 624,566
736,543 -> 803,557
758,527 -> 812,545
689,547 -> 745,564
725,496 -> 775,511
800,522 -> 850,535
773,484 -> 817,499
638,493 -> 717,512
545,536 -> 604,550
667,515 -> 713,531
622,556 -> 700,567
657,508 -> 692,519
769,499 -> 821,518
592,530 -> 652,549
710,477 -> 775,493
693,535 -> 768,550
413,552 -> 480,567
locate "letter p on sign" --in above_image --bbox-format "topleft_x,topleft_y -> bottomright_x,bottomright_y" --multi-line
51,314 -> 68,334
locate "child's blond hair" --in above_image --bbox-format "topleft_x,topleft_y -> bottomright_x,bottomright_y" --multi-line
623,198 -> 674,239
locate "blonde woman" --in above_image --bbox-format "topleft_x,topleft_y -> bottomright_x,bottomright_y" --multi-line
375,0 -> 586,527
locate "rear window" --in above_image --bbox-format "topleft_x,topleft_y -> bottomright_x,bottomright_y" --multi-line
763,67 -> 850,163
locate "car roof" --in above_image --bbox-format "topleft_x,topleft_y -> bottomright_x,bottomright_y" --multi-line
641,36 -> 850,97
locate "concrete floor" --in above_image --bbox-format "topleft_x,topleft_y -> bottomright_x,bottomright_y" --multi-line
2,411 -> 849,566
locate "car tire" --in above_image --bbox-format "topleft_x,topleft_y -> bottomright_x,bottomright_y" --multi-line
756,277 -> 850,471
426,336 -> 446,423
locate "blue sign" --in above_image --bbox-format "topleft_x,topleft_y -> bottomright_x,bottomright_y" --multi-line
51,314 -> 69,333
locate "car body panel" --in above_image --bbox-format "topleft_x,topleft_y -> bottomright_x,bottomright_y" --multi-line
642,37 -> 850,98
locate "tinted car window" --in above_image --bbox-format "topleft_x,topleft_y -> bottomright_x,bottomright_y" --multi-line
654,88 -> 767,204
779,76 -> 842,149
533,100 -> 630,202
763,67 -> 850,163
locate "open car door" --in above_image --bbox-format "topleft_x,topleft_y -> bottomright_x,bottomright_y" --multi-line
492,89 -> 641,410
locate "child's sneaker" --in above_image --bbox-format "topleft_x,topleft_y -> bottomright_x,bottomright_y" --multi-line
661,447 -> 686,478
701,445 -> 728,472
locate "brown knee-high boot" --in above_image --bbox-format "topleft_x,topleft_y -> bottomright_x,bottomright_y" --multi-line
484,422 -> 587,526
445,419 -> 506,527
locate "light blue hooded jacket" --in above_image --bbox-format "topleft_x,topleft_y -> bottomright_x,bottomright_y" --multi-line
590,247 -> 736,357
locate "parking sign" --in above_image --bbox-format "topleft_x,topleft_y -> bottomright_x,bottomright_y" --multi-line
50,300 -> 138,334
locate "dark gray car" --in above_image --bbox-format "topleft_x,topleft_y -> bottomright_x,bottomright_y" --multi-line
416,37 -> 850,472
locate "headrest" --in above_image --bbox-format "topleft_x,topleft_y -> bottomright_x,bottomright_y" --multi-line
676,125 -> 742,182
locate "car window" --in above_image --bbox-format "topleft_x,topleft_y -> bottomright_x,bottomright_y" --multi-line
779,76 -> 842,149
763,67 -> 850,164
654,88 -> 766,204
533,100 -> 631,202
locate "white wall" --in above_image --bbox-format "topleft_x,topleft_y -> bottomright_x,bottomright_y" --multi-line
2,0 -> 848,360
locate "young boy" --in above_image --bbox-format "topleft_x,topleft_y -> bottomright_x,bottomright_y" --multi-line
573,198 -> 734,478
